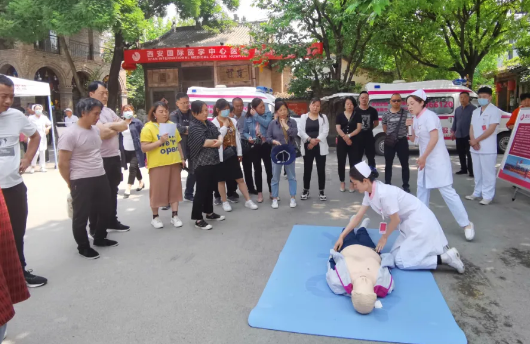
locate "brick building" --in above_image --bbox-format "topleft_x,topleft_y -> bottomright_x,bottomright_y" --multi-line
0,29 -> 127,114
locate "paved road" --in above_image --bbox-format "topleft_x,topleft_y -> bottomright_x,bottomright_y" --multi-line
4,150 -> 530,344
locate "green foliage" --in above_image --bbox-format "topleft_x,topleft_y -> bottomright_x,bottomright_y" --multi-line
175,0 -> 239,26
127,65 -> 145,110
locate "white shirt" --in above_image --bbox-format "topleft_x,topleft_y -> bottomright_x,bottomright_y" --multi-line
122,128 -> 135,151
471,103 -> 501,154
412,109 -> 453,189
297,113 -> 330,156
28,114 -> 52,150
0,108 -> 37,188
64,115 -> 79,127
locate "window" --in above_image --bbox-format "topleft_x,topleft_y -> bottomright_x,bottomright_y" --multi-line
34,31 -> 60,54
425,97 -> 454,115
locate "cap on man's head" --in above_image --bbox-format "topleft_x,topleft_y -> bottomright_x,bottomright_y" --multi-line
410,89 -> 427,101
354,161 -> 371,178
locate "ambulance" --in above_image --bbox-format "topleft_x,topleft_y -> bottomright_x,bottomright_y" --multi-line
187,85 -> 277,117
365,80 -> 512,155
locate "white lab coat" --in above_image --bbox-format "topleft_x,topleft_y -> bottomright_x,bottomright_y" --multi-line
362,181 -> 448,269
28,114 -> 51,151
212,117 -> 242,162
297,113 -> 330,156
412,109 -> 452,189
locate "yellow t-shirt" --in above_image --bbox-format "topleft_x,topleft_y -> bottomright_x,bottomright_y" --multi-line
140,121 -> 182,169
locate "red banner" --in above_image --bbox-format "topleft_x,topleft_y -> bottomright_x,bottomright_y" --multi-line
124,43 -> 323,65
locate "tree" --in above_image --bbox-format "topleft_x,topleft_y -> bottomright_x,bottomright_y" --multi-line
250,0 -> 387,97
0,0 -> 114,96
175,0 -> 239,29
382,0 -> 530,86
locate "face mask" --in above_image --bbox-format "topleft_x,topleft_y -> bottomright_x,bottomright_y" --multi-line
220,109 -> 230,118
478,98 -> 490,106
123,111 -> 134,119
35,110 -> 43,115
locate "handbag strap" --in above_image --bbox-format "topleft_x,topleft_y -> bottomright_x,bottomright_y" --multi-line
391,109 -> 406,138
280,120 -> 289,143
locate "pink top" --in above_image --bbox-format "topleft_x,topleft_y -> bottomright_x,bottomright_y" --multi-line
98,107 -> 121,158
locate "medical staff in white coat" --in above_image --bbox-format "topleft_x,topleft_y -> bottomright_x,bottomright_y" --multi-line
406,90 -> 475,241
28,104 -> 51,173
334,161 -> 465,273
466,87 -> 501,206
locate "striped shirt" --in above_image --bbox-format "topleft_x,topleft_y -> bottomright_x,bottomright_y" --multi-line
382,109 -> 408,139
188,117 -> 221,172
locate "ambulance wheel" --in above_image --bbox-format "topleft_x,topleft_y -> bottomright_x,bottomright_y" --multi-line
497,132 -> 510,154
375,135 -> 386,156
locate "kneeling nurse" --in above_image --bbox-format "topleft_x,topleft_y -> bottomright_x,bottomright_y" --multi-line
334,161 -> 465,273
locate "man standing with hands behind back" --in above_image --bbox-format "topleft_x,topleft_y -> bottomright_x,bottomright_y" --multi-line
88,81 -> 131,234
356,91 -> 379,175
466,87 -> 501,206
451,92 -> 476,177
170,92 -> 195,202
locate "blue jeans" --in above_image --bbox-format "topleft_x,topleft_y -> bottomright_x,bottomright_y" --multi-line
271,160 -> 297,198
340,227 -> 376,251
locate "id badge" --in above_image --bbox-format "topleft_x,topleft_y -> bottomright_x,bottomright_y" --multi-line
379,222 -> 387,234
482,125 -> 487,131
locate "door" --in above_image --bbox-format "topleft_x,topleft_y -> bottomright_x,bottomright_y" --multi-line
151,89 -> 177,113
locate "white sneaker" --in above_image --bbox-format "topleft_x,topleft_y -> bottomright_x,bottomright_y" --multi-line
151,217 -> 164,229
290,198 -> 297,208
480,199 -> 492,205
41,168 -> 47,172
29,168 -> 35,174
464,222 -> 475,241
245,200 -> 258,210
360,218 -> 371,229
443,248 -> 465,274
171,216 -> 183,228
465,195 -> 480,201
271,199 -> 279,209
222,202 -> 232,212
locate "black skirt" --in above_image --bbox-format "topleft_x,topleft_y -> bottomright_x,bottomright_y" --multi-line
218,154 -> 243,182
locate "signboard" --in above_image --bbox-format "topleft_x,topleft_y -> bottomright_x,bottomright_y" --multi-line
498,108 -> 530,192
217,64 -> 251,85
147,69 -> 178,88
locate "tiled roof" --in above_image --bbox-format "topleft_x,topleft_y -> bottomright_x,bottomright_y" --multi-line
142,24 -> 254,49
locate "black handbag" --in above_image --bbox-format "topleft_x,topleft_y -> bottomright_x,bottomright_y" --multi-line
223,145 -> 237,160
384,109 -> 405,147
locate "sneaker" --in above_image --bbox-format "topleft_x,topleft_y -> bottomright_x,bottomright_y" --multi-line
245,200 -> 258,210
271,199 -> 279,209
370,168 -> 379,178
360,218 -> 371,229
480,199 -> 492,205
214,197 -> 222,206
78,247 -> 100,260
444,248 -> 465,274
108,222 -> 130,232
93,238 -> 119,247
151,217 -> 164,229
301,190 -> 309,200
228,195 -> 239,203
24,269 -> 47,288
290,198 -> 297,208
455,170 -> 467,175
171,216 -> 183,228
184,195 -> 194,202
41,168 -> 47,173
195,219 -> 213,230
222,202 -> 232,212
464,222 -> 475,241
206,213 -> 225,221
161,204 -> 171,210
29,168 -> 35,174
403,186 -> 411,193
124,191 -> 130,199
465,195 -> 480,201
319,191 -> 327,201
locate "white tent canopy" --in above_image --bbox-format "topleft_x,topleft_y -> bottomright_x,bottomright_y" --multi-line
4,74 -> 58,168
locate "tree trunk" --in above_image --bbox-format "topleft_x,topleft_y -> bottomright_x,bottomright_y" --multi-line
107,31 -> 125,111
394,53 -> 402,80
59,36 -> 86,97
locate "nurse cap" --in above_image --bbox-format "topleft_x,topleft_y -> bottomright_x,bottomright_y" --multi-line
64,108 -> 72,112
410,89 -> 427,101
354,161 -> 371,178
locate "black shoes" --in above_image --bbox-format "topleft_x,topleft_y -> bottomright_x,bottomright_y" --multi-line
301,190 -> 309,200
206,213 -> 225,221
93,239 -> 119,247
79,247 -> 100,260
456,170 -> 467,175
403,186 -> 411,193
24,269 -> 47,288
195,219 -> 213,230
108,222 -> 130,232
319,191 -> 327,201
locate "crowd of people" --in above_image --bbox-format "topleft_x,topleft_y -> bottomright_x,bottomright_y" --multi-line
0,71 -> 518,332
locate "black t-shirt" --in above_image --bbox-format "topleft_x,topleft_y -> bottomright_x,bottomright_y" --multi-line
355,106 -> 379,132
336,112 -> 362,135
305,117 -> 320,139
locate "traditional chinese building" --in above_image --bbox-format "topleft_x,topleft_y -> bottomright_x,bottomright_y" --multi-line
122,23 -> 321,111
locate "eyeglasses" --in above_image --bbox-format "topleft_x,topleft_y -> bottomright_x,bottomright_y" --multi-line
391,99 -> 402,103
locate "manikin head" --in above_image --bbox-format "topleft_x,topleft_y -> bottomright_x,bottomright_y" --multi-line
351,276 -> 377,314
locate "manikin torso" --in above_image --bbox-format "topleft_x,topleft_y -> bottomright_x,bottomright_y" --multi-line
341,244 -> 381,287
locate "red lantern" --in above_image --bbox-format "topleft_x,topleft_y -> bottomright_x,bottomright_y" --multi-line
496,82 -> 503,93
507,79 -> 516,91
121,62 -> 137,71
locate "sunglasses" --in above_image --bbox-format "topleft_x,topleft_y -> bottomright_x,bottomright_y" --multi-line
391,99 -> 402,103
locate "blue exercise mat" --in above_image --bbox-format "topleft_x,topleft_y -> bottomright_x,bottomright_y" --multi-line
248,225 -> 467,344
